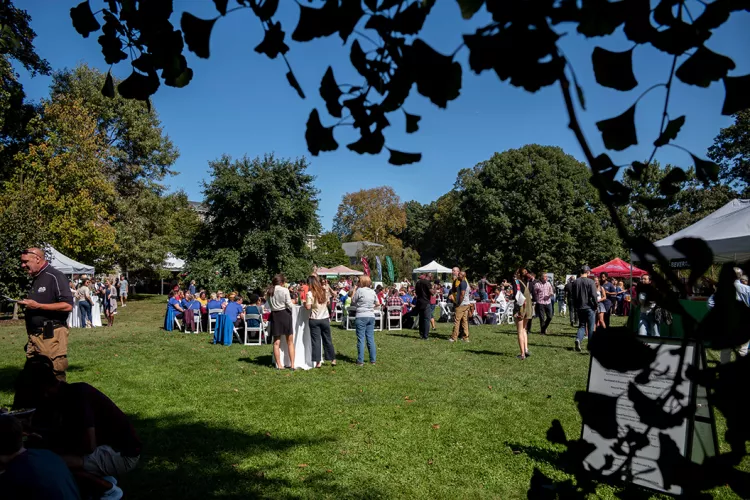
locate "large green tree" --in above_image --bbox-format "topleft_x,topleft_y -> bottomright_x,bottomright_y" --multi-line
190,154 -> 320,289
708,110 -> 750,197
333,186 -> 406,244
312,232 -> 348,268
453,145 -> 624,278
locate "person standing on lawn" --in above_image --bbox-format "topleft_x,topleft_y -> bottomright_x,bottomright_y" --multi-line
449,267 -> 471,343
533,272 -> 554,335
572,265 -> 598,352
564,276 -> 577,326
17,248 -> 74,382
268,274 -> 296,371
414,273 -> 432,340
118,276 -> 128,308
477,275 -> 495,302
600,272 -> 616,327
513,268 -> 533,359
305,275 -> 336,368
352,275 -> 378,365
105,280 -> 118,327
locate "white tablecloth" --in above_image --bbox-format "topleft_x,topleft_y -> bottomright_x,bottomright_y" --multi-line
275,306 -> 315,370
67,298 -> 103,328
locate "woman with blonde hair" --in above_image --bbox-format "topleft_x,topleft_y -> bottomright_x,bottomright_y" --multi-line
267,274 -> 296,371
352,275 -> 378,366
305,275 -> 336,367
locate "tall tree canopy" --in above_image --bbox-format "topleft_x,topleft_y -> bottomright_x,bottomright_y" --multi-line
708,110 -> 750,197
333,186 -> 406,244
312,232 -> 348,268
189,154 -> 320,289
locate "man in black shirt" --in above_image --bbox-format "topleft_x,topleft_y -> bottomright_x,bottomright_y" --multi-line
563,276 -> 577,326
572,265 -> 598,352
18,248 -> 74,381
414,274 -> 433,340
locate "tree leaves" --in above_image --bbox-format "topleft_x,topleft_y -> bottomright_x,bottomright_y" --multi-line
254,21 -> 289,59
547,419 -> 568,444
591,47 -> 637,91
722,74 -> 750,116
291,0 -> 340,42
387,148 -> 422,165
596,104 -> 637,151
691,154 -> 719,184
70,1 -> 100,38
181,13 -> 217,59
251,0 -> 279,22
411,39 -> 462,108
305,109 -> 337,156
347,129 -> 385,155
320,67 -> 343,118
286,70 -> 305,99
588,326 -> 657,372
654,116 -> 685,147
577,0 -> 627,37
676,46 -> 736,88
659,167 -> 687,196
102,70 -> 115,98
404,111 -> 420,133
338,0 -> 364,42
458,0 -> 484,19
575,391 -> 619,439
118,70 -> 160,101
98,13 -> 127,65
213,0 -> 229,16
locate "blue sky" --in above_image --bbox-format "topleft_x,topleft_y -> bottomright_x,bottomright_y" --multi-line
19,1 -> 750,229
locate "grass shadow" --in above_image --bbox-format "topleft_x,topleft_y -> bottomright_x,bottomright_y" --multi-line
238,355 -> 274,368
123,414 -> 374,499
465,349 -> 506,357
0,365 -> 21,394
505,442 -> 562,467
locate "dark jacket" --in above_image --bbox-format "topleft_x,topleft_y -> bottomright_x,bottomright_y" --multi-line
415,278 -> 432,310
572,276 -> 598,311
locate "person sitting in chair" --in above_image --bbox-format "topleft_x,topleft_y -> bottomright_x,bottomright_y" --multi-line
224,295 -> 245,328
168,291 -> 184,320
245,294 -> 263,329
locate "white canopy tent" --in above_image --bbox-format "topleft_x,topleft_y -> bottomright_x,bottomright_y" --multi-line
631,199 -> 750,263
46,246 -> 95,275
413,260 -> 452,274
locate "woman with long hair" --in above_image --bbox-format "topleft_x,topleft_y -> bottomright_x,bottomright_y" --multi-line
513,268 -> 533,360
267,274 -> 296,371
305,275 -> 336,368
595,278 -> 607,329
352,275 -> 378,366
105,279 -> 118,327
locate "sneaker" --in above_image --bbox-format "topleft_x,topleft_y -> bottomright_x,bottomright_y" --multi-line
525,350 -> 531,357
100,483 -> 123,500
448,338 -> 456,343
575,339 -> 582,352
460,337 -> 470,343
356,362 -> 364,366
516,355 -> 526,360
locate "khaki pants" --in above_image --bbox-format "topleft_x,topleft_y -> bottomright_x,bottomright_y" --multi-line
26,326 -> 69,382
451,304 -> 470,340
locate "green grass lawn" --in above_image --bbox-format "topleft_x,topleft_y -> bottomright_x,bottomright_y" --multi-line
0,295 -> 742,499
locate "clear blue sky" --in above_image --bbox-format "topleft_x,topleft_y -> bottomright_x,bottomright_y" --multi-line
19,1 -> 750,230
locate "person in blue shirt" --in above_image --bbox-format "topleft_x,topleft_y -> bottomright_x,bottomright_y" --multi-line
245,293 -> 263,329
168,291 -> 184,319
206,293 -> 223,319
189,280 -> 196,295
224,295 -> 245,328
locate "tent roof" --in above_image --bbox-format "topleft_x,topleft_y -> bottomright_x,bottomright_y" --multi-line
163,253 -> 185,271
341,241 -> 382,258
46,246 -> 95,275
413,260 -> 452,274
591,258 -> 646,278
631,199 -> 750,263
317,265 -> 363,276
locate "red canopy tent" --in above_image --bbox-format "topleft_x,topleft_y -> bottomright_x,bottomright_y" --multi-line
591,258 -> 647,278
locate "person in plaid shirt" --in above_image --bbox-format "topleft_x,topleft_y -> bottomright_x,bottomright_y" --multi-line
386,288 -> 404,314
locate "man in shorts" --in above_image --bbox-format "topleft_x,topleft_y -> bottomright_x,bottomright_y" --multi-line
119,275 -> 128,307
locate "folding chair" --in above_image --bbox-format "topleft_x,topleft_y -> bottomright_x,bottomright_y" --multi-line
334,302 -> 344,322
345,307 -> 357,330
207,308 -> 222,336
387,306 -> 402,330
502,302 -> 515,325
174,317 -> 183,331
374,310 -> 384,332
486,303 -> 501,325
232,318 -> 244,343
244,314 -> 265,345
191,309 -> 202,333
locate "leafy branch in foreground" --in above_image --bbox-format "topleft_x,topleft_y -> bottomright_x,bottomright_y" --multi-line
68,0 -> 750,496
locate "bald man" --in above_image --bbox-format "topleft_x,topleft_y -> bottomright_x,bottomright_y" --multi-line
18,248 -> 74,381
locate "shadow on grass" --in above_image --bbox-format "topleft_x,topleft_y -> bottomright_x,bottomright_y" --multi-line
238,355 -> 274,368
465,349 -> 506,357
124,414 -> 373,499
0,365 -> 21,394
505,442 -> 562,466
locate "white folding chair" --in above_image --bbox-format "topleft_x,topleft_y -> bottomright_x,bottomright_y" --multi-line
207,308 -> 222,336
502,302 -> 515,324
374,310 -> 384,332
231,316 -> 244,343
334,302 -> 343,322
345,307 -> 357,330
486,303 -> 501,325
244,314 -> 264,345
191,309 -> 202,333
387,306 -> 402,330
174,317 -> 183,331
440,302 -> 454,323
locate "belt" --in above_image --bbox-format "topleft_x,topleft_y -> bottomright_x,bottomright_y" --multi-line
28,322 -> 65,335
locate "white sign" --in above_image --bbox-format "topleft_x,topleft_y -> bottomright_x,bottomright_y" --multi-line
582,341 -> 695,495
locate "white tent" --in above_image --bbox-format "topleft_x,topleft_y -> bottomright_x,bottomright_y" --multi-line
631,199 -> 750,263
413,260 -> 452,274
46,246 -> 95,275
163,253 -> 186,271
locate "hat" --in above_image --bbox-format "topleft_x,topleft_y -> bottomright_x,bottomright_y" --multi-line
580,265 -> 591,273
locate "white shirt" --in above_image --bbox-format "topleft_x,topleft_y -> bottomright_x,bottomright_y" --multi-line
269,285 -> 293,311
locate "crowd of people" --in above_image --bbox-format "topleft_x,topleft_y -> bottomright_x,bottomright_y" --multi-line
67,275 -> 129,328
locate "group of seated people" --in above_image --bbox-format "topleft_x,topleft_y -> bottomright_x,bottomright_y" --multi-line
166,288 -> 266,333
1,356 -> 140,499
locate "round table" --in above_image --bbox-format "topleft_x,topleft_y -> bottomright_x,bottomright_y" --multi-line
67,298 -> 102,328
275,306 -> 315,370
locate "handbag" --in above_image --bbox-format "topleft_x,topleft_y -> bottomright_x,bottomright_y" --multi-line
515,289 -> 526,307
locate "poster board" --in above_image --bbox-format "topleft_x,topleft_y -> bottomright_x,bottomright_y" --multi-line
581,339 -> 717,496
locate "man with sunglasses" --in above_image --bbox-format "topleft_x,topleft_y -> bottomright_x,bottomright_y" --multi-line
17,248 -> 74,381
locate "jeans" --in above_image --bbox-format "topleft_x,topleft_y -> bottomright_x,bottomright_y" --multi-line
309,318 -> 335,362
79,300 -> 92,326
418,307 -> 431,339
355,317 -> 376,364
479,291 -> 488,302
535,302 -> 553,334
638,311 -> 660,337
576,308 -> 595,343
